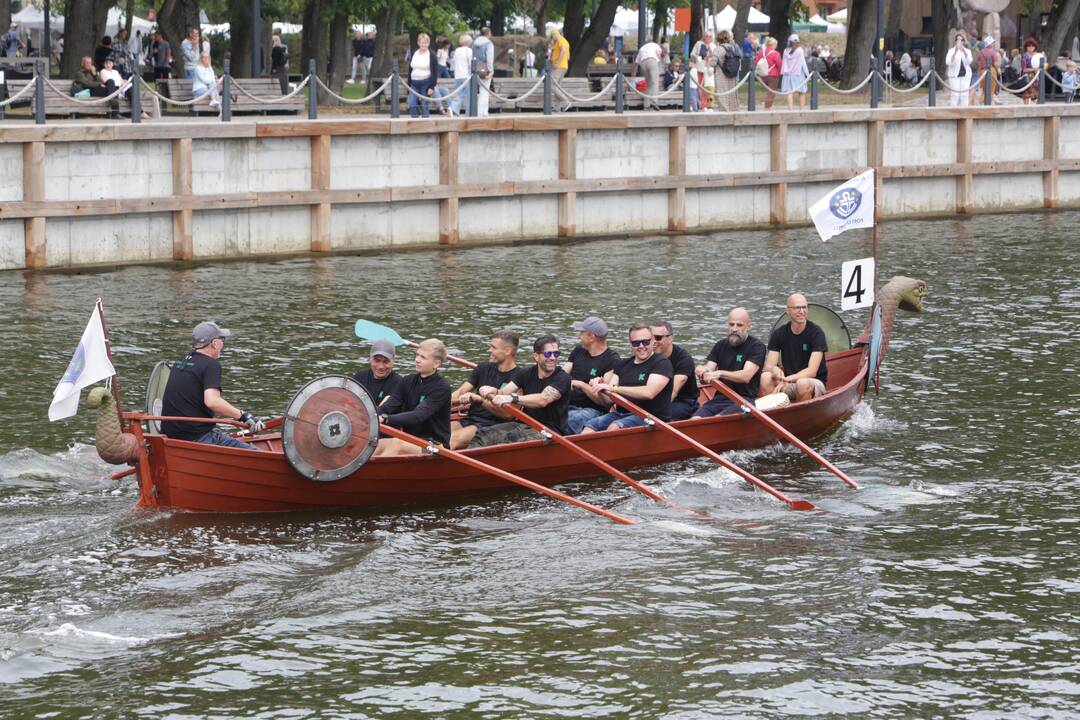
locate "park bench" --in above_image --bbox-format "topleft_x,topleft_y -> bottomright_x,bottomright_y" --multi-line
159,77 -> 304,115
3,77 -> 160,118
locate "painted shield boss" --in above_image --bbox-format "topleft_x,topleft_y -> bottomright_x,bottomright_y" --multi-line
283,375 -> 379,482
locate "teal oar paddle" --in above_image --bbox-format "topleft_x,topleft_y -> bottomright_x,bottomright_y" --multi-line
354,319 -> 407,347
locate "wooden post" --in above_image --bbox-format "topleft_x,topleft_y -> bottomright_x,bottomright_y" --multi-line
23,141 -> 46,268
668,126 -> 686,232
311,134 -> 332,252
769,123 -> 787,225
558,128 -> 577,237
956,117 -> 973,214
1043,115 -> 1059,209
171,138 -> 193,261
439,131 -> 459,245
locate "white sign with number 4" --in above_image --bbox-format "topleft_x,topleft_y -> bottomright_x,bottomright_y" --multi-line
841,257 -> 875,311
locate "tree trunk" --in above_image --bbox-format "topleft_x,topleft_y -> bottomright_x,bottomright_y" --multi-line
732,0 -> 753,44
492,0 -> 507,36
765,0 -> 792,51
566,0 -> 621,77
841,0 -> 875,88
534,0 -> 548,37
61,0 -> 111,77
301,0 -> 328,80
931,0 -> 957,74
0,0 -> 9,37
229,1 -> 253,78
884,0 -> 903,49
651,0 -> 669,42
326,10 -> 349,104
369,5 -> 399,81
159,0 -> 200,79
124,0 -> 134,38
689,0 -> 705,47
1040,0 -> 1080,63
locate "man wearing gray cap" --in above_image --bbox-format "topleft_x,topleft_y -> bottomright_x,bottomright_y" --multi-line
562,316 -> 620,433
352,339 -> 403,408
160,321 -> 264,448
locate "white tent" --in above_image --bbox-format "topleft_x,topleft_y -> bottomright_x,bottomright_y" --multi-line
809,13 -> 846,34
826,8 -> 848,24
713,4 -> 770,32
12,5 -> 155,36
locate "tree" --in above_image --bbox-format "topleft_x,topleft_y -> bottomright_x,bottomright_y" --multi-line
229,1 -> 255,78
764,0 -> 791,50
840,0 -> 875,88
563,0 -> 620,77
931,0 -> 957,73
1039,0 -> 1080,65
326,9 -> 350,101
301,0 -> 328,82
369,4 -> 400,80
159,0 -> 201,79
61,0 -> 112,79
689,0 -> 704,46
732,0 -> 753,44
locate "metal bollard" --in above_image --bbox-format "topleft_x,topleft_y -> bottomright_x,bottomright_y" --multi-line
983,68 -> 992,106
615,57 -> 624,114
34,58 -> 45,125
222,59 -> 232,122
468,59 -> 478,117
390,60 -> 400,118
308,58 -> 318,119
928,59 -> 936,107
747,69 -> 756,111
871,66 -> 880,108
1037,66 -> 1045,104
543,61 -> 552,115
131,55 -> 142,123
682,66 -> 691,112
810,71 -> 818,110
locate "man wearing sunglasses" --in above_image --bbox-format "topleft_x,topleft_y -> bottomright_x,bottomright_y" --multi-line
581,323 -> 673,432
691,307 -> 766,417
650,321 -> 699,420
759,293 -> 828,402
474,335 -> 573,445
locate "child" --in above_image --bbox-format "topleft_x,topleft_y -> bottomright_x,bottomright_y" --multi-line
1064,61 -> 1079,103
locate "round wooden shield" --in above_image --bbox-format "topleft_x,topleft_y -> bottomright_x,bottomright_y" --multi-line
144,360 -> 172,435
282,375 -> 379,482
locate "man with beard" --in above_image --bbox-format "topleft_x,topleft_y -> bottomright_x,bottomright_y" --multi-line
352,338 -> 403,408
373,339 -> 452,455
449,330 -> 520,449
562,316 -> 621,433
650,321 -> 699,420
691,308 -> 766,418
470,335 -> 573,446
581,323 -> 673,432
759,293 -> 828,401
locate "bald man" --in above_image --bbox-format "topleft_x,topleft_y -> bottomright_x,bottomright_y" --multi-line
691,308 -> 767,418
760,293 -> 828,402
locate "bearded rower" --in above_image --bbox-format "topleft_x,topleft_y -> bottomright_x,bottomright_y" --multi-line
691,307 -> 766,418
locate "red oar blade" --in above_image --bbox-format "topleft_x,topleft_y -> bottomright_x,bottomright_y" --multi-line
790,499 -> 817,511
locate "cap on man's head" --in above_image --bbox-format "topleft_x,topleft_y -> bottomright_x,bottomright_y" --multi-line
983,35 -> 994,46
192,321 -> 232,346
572,316 -> 608,337
370,338 -> 396,360
788,33 -> 800,44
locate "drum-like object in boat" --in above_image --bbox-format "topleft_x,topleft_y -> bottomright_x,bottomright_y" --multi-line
282,375 -> 379,482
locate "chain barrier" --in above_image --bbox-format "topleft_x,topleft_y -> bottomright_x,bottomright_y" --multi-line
314,75 -> 391,104
232,75 -> 310,104
879,71 -> 933,93
816,71 -> 875,94
553,74 -> 619,103
622,73 -> 689,100
0,79 -> 37,108
997,72 -> 1040,95
932,69 -> 988,90
398,75 -> 474,103
688,70 -> 751,97
43,75 -> 132,105
488,74 -> 547,103
137,77 -> 220,107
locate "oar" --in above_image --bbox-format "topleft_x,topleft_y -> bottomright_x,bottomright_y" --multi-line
709,380 -> 860,490
376,423 -> 635,525
356,318 -> 711,518
606,393 -> 816,512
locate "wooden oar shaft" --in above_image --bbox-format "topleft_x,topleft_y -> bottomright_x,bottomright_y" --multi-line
377,423 -> 635,525
405,340 -> 478,370
710,381 -> 860,490
609,394 -> 815,511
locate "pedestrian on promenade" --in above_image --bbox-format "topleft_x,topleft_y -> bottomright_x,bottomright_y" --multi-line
945,32 -> 973,106
473,26 -> 495,116
781,34 -> 809,110
715,30 -> 741,112
978,35 -> 999,103
756,36 -> 781,110
181,28 -> 200,80
690,31 -> 717,111
1021,38 -> 1042,104
407,32 -> 439,118
271,34 -> 289,95
632,36 -> 662,110
450,34 -> 473,116
1063,61 -> 1079,103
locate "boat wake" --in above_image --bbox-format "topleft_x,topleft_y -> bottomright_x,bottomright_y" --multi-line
0,445 -> 115,490
843,402 -> 907,438
29,622 -> 152,647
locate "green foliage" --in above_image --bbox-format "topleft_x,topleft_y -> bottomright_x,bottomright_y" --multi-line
788,0 -> 808,23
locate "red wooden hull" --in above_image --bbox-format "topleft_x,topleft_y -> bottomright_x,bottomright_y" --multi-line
140,348 -> 868,513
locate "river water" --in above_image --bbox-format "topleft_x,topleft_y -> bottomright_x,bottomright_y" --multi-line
0,211 -> 1077,718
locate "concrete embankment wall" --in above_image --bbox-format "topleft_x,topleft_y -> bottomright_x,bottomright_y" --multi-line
2,106 -> 1079,270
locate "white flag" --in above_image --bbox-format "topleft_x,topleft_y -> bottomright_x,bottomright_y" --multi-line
48,306 -> 116,421
808,169 -> 875,242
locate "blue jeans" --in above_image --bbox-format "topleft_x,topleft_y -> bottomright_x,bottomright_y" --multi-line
670,397 -> 700,420
694,394 -> 754,418
407,77 -> 436,117
185,67 -> 196,80
198,429 -> 257,450
450,77 -> 470,116
584,411 -> 647,432
567,406 -> 603,434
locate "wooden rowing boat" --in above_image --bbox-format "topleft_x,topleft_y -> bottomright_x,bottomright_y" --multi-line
91,276 -> 927,514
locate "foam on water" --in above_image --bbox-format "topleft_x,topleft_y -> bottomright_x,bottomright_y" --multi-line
0,445 -> 113,488
31,622 -> 151,646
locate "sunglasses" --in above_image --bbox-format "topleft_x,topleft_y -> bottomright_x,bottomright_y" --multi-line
541,350 -> 561,358
630,338 -> 652,348
653,334 -> 670,341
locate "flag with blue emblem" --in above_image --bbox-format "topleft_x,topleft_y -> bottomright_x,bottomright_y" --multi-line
48,304 -> 116,421
808,169 -> 875,242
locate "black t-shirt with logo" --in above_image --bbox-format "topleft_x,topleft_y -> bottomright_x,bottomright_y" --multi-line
160,352 -> 222,441
668,344 -> 699,404
705,336 -> 767,398
464,361 -> 518,427
510,365 -> 573,435
614,353 -> 673,421
381,372 -> 452,446
566,345 -> 621,411
352,368 -> 404,408
768,321 -> 829,384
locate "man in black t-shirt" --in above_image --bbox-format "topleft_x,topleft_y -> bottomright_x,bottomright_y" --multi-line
160,321 -> 264,448
650,321 -> 699,420
760,293 -> 829,402
374,338 -> 452,454
581,323 -> 674,431
449,330 -> 520,449
562,315 -> 621,433
692,308 -> 767,418
471,335 -> 573,446
348,30 -> 364,84
352,338 -> 403,408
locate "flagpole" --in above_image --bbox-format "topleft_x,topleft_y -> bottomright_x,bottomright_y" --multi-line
872,168 -> 879,294
95,298 -> 125,424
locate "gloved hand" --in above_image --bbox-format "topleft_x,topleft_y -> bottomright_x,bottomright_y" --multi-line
239,411 -> 266,432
